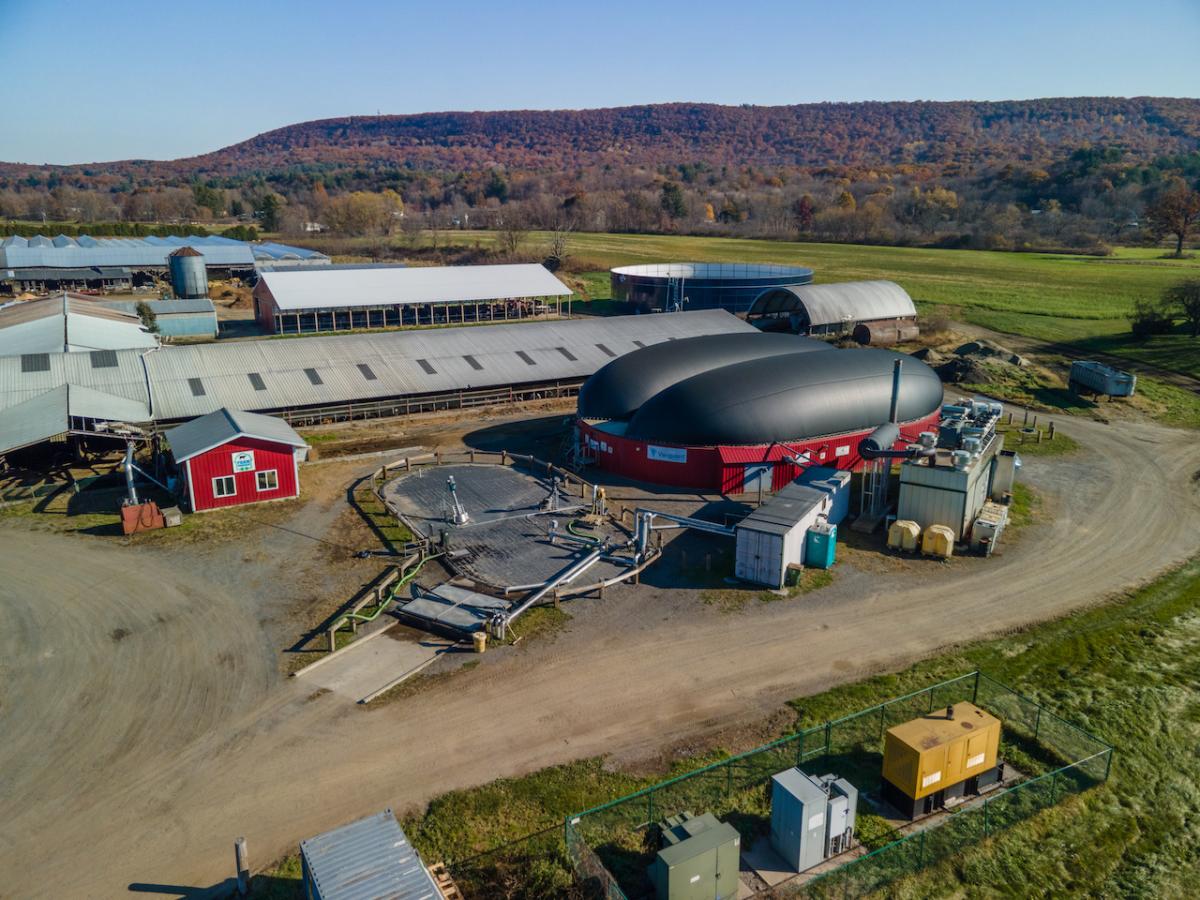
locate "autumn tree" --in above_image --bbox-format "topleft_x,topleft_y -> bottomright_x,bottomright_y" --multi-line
1144,183 -> 1200,258
497,212 -> 529,257
257,192 -> 284,231
1164,279 -> 1200,337
660,181 -> 686,220
791,194 -> 815,232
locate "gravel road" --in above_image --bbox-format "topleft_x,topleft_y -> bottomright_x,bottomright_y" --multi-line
0,408 -> 1197,898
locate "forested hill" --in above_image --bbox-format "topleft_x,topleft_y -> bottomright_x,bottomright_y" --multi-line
5,98 -> 1200,177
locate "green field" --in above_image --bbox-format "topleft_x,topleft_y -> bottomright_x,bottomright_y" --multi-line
254,557 -> 1200,899
322,229 -> 1200,376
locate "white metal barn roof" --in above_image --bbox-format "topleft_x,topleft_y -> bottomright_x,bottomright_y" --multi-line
164,407 -> 307,461
0,310 -> 752,454
258,263 -> 571,311
750,280 -> 917,327
300,809 -> 440,900
0,294 -> 159,356
0,234 -> 329,270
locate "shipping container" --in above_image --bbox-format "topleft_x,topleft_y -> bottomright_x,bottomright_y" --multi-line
1069,360 -> 1136,397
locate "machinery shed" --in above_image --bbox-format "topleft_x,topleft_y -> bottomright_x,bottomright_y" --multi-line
101,298 -> 218,339
747,280 -> 917,336
735,482 -> 832,588
254,263 -> 572,334
300,809 -> 441,900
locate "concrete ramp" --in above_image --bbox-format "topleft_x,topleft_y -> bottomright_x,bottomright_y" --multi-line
298,630 -> 449,701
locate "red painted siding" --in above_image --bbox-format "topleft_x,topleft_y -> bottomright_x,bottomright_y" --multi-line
185,436 -> 299,512
579,409 -> 942,494
253,282 -> 279,333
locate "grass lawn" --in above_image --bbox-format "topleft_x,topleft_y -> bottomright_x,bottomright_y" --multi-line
254,555 -> 1200,899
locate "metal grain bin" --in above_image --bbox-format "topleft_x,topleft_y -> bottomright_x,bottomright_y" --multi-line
168,246 -> 208,299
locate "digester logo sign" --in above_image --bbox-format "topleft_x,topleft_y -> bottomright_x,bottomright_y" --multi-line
232,451 -> 255,473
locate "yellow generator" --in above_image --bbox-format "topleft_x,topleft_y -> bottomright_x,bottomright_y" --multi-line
881,701 -> 1002,818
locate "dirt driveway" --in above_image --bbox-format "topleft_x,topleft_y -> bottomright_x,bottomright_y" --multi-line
0,408 -> 1197,898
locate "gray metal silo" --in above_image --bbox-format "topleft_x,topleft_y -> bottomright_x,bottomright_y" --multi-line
168,246 -> 208,299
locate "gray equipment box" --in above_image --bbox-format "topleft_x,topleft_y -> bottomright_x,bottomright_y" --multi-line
648,812 -> 741,900
770,768 -> 829,873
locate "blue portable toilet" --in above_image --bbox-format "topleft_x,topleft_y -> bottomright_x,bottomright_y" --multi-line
805,522 -> 837,569
797,467 -> 851,526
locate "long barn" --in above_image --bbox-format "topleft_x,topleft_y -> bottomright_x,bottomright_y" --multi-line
0,310 -> 752,456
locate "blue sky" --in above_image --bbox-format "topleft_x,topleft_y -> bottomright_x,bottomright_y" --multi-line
2,0 -> 1197,165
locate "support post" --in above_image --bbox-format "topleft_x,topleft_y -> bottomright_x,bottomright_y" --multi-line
329,627 -> 337,653
1034,706 -> 1042,742
235,837 -> 249,896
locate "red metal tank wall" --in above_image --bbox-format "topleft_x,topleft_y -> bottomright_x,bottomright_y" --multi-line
186,436 -> 299,511
578,409 -> 941,494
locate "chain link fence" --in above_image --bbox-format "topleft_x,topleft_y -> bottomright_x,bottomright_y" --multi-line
564,672 -> 1112,900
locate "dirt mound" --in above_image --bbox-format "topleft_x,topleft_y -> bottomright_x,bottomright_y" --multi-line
936,357 -> 993,383
953,340 -> 1027,367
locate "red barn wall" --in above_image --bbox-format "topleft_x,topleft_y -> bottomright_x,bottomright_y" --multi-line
185,436 -> 299,512
252,282 -> 279,334
578,408 -> 941,493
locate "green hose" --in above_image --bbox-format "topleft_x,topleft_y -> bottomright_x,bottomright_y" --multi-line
333,553 -> 441,631
566,519 -> 602,544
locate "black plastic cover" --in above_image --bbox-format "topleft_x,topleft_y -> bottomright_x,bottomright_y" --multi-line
577,332 -> 831,421
625,348 -> 944,445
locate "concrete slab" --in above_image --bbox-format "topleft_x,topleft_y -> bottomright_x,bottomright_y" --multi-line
298,630 -> 448,701
742,837 -> 800,887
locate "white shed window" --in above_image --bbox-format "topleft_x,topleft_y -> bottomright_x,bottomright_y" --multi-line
213,475 -> 236,498
256,470 -> 279,492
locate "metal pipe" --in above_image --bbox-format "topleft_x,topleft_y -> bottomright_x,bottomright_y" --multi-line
889,358 -> 902,424
505,549 -> 604,624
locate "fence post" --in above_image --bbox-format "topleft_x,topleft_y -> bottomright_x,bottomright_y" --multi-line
879,703 -> 887,739
796,730 -> 805,767
1050,770 -> 1059,805
647,789 -> 655,826
983,796 -> 990,837
726,762 -> 733,796
917,828 -> 926,870
972,670 -> 981,703
1104,749 -> 1113,782
824,721 -> 832,756
1034,707 -> 1042,742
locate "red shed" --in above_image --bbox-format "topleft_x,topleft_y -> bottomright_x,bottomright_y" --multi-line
164,408 -> 308,512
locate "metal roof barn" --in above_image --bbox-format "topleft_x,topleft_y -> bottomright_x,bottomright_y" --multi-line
747,280 -> 917,333
300,808 -> 441,900
163,407 -> 306,462
0,294 -> 158,355
0,234 -> 329,271
0,310 -> 746,454
256,263 -> 571,311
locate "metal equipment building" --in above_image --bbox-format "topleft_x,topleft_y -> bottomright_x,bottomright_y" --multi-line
300,809 -> 442,900
100,298 -> 219,339
253,263 -> 573,334
881,702 -> 1003,819
0,234 -> 329,293
746,280 -> 918,337
576,333 -> 944,492
0,294 -> 158,355
0,310 -> 740,456
164,407 -> 307,512
734,483 -> 832,588
610,262 -> 814,314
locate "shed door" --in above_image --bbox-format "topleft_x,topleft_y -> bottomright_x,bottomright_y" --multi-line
736,528 -> 783,587
744,463 -> 773,494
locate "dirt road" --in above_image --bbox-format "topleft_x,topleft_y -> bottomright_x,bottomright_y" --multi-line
1,409 -> 1197,898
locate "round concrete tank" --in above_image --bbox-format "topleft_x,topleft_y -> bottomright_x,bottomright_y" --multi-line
168,246 -> 208,299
